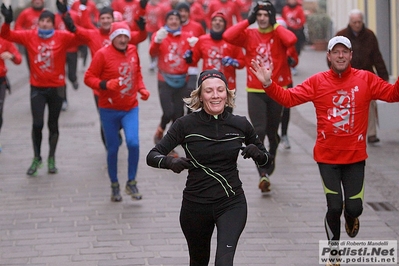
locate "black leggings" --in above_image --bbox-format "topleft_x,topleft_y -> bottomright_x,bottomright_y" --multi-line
180,194 -> 247,266
280,107 -> 290,136
318,161 -> 365,241
247,92 -> 283,175
158,80 -> 186,130
30,86 -> 64,159
66,52 -> 78,84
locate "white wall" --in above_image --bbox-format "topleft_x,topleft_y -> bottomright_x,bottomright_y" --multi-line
327,0 -> 358,34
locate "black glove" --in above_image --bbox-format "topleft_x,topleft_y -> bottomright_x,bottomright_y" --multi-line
183,50 -> 193,64
135,16 -> 146,31
287,57 -> 296,67
63,13 -> 76,33
80,0 -> 88,5
139,0 -> 148,9
163,156 -> 191,173
247,5 -> 258,25
56,0 -> 68,14
1,4 -> 13,24
266,1 -> 277,26
241,144 -> 267,164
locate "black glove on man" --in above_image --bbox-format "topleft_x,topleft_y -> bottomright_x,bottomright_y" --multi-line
163,156 -> 191,173
63,12 -> 76,32
288,57 -> 296,67
241,144 -> 268,165
135,16 -> 146,31
183,50 -> 193,64
140,0 -> 148,9
266,1 -> 277,26
247,5 -> 258,25
56,0 -> 68,14
1,4 -> 13,24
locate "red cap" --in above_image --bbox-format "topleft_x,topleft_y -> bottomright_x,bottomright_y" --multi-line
109,21 -> 131,41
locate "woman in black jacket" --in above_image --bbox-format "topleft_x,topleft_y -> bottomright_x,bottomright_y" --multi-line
147,69 -> 272,266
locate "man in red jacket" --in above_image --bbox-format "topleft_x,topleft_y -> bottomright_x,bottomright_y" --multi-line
335,9 -> 389,144
1,5 -> 82,176
149,10 -> 192,157
14,0 -> 46,70
84,21 -> 150,202
0,37 -> 22,153
176,2 -> 205,110
223,0 -> 297,193
60,4 -> 147,148
206,0 -> 242,29
188,11 -> 245,113
111,0 -> 148,31
251,36 -> 399,258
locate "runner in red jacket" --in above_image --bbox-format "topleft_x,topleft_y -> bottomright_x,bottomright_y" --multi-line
145,0 -> 165,71
14,0 -> 46,70
61,5 -> 147,148
84,21 -> 150,202
0,37 -> 22,153
149,10 -> 192,157
176,2 -> 205,109
190,11 -> 245,111
251,36 -> 399,247
205,0 -> 242,29
1,6 -> 82,176
186,0 -> 206,30
223,0 -> 297,193
14,0 -> 45,30
111,0 -> 148,31
282,0 -> 306,72
70,0 -> 99,26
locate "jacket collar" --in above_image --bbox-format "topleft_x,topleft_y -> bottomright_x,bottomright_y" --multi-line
330,64 -> 352,79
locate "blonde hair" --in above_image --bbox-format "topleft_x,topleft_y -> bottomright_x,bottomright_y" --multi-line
183,84 -> 236,112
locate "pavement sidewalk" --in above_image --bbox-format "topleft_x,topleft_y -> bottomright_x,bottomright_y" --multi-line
0,43 -> 398,266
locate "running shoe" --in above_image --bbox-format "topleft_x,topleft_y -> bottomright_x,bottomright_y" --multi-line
72,81 -> 79,90
281,135 -> 291,149
367,135 -> 380,143
111,182 -> 122,202
26,157 -> 43,176
258,175 -> 271,192
291,67 -> 298,76
125,180 -> 142,200
61,100 -> 68,111
47,157 -> 58,174
344,212 -> 360,238
149,61 -> 157,72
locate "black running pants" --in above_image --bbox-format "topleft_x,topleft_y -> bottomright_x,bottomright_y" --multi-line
30,86 -> 64,159
180,194 -> 247,266
318,161 -> 365,241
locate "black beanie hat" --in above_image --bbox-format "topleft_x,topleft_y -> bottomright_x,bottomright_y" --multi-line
176,2 -> 190,12
39,10 -> 55,25
197,69 -> 228,88
165,10 -> 181,21
99,6 -> 114,18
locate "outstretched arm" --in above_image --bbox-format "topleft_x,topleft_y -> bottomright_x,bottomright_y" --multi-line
249,59 -> 273,87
